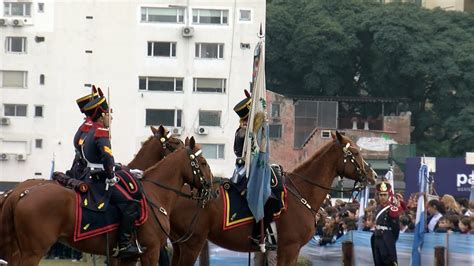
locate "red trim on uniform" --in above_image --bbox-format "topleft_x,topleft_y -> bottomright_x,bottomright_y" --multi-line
94,128 -> 109,138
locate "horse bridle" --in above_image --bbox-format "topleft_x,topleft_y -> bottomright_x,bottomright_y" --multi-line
155,131 -> 183,156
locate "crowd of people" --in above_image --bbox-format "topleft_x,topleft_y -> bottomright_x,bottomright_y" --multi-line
314,193 -> 474,246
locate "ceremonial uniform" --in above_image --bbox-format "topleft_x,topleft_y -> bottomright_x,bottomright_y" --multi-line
371,182 -> 401,266
81,95 -> 141,259
68,88 -> 98,180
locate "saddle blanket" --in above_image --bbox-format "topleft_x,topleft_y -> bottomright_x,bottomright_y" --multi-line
221,182 -> 287,231
73,170 -> 148,241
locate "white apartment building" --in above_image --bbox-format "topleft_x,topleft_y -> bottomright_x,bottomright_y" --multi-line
0,0 -> 266,190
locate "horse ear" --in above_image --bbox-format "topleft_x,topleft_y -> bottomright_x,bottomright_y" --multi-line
335,131 -> 344,143
158,125 -> 165,135
184,137 -> 190,146
150,126 -> 158,135
189,136 -> 196,149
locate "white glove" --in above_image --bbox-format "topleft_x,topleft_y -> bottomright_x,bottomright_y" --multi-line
105,176 -> 119,189
130,169 -> 144,179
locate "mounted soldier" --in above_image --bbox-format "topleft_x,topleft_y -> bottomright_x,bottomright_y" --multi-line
67,86 -> 99,180
81,93 -> 142,259
231,89 -> 251,189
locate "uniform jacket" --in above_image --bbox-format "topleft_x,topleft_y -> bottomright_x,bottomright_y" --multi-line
82,121 -> 115,179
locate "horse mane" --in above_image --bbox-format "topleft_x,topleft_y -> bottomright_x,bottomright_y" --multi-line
292,139 -> 335,172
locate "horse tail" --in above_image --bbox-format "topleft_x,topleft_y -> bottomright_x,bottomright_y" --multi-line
0,191 -> 19,261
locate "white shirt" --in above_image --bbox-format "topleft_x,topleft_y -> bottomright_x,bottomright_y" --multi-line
428,213 -> 443,232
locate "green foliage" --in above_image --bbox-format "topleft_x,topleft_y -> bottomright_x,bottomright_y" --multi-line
266,0 -> 474,157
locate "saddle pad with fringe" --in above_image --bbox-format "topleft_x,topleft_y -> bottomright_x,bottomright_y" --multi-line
221,176 -> 287,231
73,170 -> 148,241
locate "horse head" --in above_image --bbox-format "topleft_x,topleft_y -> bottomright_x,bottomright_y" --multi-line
128,125 -> 184,170
182,136 -> 213,206
332,131 -> 376,186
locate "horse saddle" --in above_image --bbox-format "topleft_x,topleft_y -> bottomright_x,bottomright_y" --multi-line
221,164 -> 287,231
72,169 -> 148,242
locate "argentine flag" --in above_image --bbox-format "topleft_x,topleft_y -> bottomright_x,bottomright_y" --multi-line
411,161 -> 429,266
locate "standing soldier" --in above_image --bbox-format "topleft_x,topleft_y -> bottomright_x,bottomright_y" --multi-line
371,181 -> 402,266
81,93 -> 141,259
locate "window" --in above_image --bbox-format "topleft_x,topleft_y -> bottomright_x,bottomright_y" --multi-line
35,139 -> 43,148
193,78 -> 226,93
4,104 -> 27,117
199,110 -> 221,126
147,42 -> 176,57
271,103 -> 281,118
239,9 -> 251,21
1,71 -> 27,88
39,74 -> 45,85
38,3 -> 44,13
145,109 -> 182,127
141,7 -> 184,23
4,2 -> 31,16
192,9 -> 228,25
139,77 -> 183,92
195,43 -> 224,59
34,105 -> 43,117
201,144 -> 225,159
269,124 -> 282,139
6,37 -> 27,53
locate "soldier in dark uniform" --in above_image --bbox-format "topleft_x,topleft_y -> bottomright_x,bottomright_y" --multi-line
67,86 -> 99,180
81,95 -> 141,259
370,181 -> 402,266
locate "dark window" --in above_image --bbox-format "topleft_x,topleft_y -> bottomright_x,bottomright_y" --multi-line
34,105 -> 43,117
199,111 -> 221,126
35,139 -> 43,148
39,74 -> 45,85
269,124 -> 282,139
145,109 -> 181,127
38,3 -> 44,12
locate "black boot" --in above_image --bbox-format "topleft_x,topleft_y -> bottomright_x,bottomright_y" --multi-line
116,202 -> 141,259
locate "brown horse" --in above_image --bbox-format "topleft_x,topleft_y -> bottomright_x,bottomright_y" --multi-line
169,131 -> 376,266
1,125 -> 202,265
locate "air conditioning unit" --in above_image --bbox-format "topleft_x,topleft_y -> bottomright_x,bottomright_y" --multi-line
182,26 -> 194,37
11,19 -> 24,27
16,154 -> 27,161
196,126 -> 209,135
0,117 -> 11,125
0,153 -> 9,161
170,127 -> 183,136
0,18 -> 9,26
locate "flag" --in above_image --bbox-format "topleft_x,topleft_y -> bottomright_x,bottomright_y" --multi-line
357,186 -> 369,231
244,39 -> 271,222
411,160 -> 429,266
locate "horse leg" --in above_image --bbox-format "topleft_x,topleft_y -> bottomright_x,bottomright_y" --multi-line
171,243 -> 180,266
175,242 -> 204,266
276,244 -> 300,266
138,246 -> 160,266
18,251 -> 43,266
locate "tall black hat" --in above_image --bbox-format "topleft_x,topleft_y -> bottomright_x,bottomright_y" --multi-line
83,87 -> 108,120
76,85 -> 98,113
233,89 -> 252,120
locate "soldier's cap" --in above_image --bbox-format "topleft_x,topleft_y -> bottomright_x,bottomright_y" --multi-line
376,181 -> 391,193
83,96 -> 109,121
233,89 -> 252,120
76,85 -> 99,113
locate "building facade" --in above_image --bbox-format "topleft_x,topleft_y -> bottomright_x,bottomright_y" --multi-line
0,0 -> 266,190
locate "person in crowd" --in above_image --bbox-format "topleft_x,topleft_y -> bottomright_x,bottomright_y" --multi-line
370,181 -> 401,266
319,217 -> 337,246
434,217 -> 453,233
458,216 -> 471,234
362,213 -> 375,231
441,194 -> 462,215
399,213 -> 414,233
427,199 -> 445,232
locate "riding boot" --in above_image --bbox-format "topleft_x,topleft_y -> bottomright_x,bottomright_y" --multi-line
250,220 -> 263,245
116,202 -> 141,259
